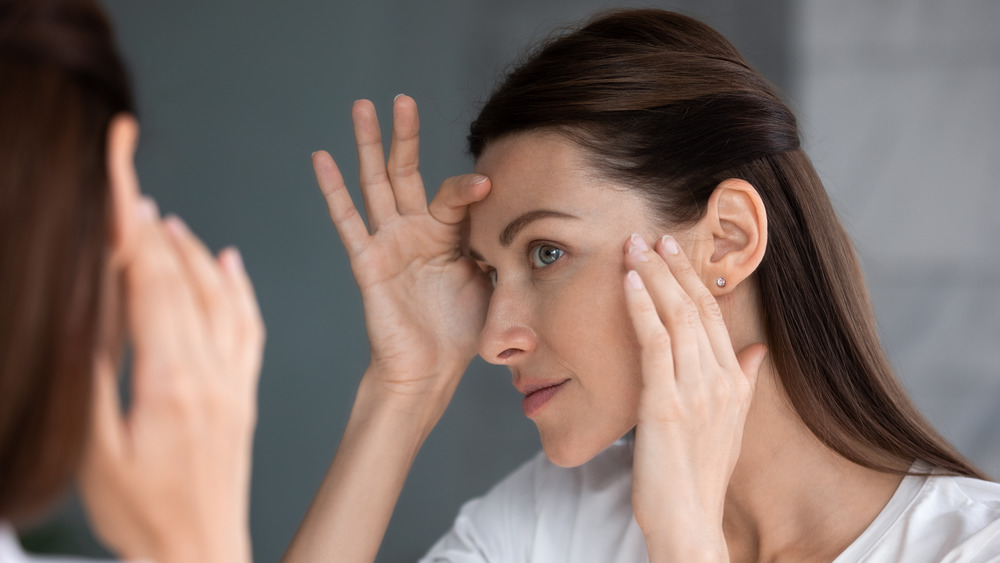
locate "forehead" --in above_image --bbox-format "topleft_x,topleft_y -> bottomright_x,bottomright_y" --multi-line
469,133 -> 650,238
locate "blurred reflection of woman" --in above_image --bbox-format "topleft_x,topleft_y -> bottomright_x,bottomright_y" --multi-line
0,1 -> 265,561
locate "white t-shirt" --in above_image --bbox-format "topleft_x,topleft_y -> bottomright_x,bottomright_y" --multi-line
420,441 -> 1000,562
0,523 -> 117,563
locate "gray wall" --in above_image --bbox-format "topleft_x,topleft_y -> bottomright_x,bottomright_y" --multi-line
794,0 -> 1000,474
20,1 -> 997,561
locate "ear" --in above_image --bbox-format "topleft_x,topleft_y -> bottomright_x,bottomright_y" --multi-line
690,178 -> 767,294
106,113 -> 140,265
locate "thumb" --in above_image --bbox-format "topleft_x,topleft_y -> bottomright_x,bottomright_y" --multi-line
80,355 -> 125,483
735,343 -> 768,392
427,174 -> 491,225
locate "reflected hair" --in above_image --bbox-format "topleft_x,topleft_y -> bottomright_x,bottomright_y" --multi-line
0,0 -> 134,520
469,9 -> 984,479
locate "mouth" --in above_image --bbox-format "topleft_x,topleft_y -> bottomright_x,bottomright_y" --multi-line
517,379 -> 570,418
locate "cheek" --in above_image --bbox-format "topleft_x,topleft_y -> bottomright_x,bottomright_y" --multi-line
544,262 -> 643,401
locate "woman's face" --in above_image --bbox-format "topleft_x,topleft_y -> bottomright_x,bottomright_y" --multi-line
469,132 -> 661,467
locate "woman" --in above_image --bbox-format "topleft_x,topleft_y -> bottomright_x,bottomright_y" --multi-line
286,8 -> 1000,562
0,0 -> 264,561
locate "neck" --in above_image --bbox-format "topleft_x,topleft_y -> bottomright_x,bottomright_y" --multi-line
720,365 -> 904,562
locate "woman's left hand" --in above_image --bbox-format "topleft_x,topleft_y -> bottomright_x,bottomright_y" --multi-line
622,234 -> 767,562
78,199 -> 264,563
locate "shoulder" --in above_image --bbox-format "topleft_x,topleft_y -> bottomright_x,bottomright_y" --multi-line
421,440 -> 640,563
914,475 -> 1000,561
914,474 -> 1000,529
841,473 -> 1000,562
1,522 -> 124,563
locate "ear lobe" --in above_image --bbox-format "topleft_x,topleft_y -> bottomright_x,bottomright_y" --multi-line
703,178 -> 767,293
105,114 -> 140,264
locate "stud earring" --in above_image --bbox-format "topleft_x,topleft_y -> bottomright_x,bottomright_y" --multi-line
715,277 -> 727,288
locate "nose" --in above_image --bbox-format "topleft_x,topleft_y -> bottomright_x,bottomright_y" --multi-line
478,283 -> 537,365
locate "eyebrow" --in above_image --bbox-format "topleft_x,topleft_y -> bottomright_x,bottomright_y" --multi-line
468,209 -> 579,262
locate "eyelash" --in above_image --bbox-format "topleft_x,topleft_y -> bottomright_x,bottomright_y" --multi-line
483,242 -> 565,288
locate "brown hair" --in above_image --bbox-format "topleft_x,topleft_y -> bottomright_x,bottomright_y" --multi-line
469,9 -> 985,479
0,0 -> 134,521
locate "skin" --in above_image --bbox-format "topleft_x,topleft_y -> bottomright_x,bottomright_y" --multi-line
468,132 -> 652,467
286,96 -> 904,563
74,115 -> 265,563
470,131 -> 768,558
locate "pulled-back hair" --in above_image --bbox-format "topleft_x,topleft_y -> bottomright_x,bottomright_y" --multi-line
469,9 -> 984,479
0,0 -> 134,520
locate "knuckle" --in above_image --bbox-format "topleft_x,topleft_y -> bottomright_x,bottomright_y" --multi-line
673,300 -> 701,329
698,293 -> 724,322
687,386 -> 710,411
634,297 -> 658,318
671,257 -> 697,277
645,330 -> 671,351
200,279 -> 226,309
709,377 -> 731,402
333,202 -> 362,226
133,250 -> 171,281
732,374 -> 753,400
391,161 -> 420,178
154,372 -> 200,413
362,170 -> 390,186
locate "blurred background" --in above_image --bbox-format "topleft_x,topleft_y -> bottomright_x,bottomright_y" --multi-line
20,0 -> 1000,560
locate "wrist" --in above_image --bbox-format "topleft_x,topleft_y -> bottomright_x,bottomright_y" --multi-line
355,365 -> 464,426
154,526 -> 250,563
643,527 -> 728,563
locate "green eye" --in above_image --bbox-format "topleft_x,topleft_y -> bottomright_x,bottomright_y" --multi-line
531,244 -> 564,267
488,270 -> 498,288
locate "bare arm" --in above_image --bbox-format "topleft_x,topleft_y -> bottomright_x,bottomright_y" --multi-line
283,96 -> 491,562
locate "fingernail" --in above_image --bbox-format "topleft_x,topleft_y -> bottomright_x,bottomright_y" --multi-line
661,235 -> 679,255
471,175 -> 488,185
630,233 -> 649,252
394,93 -> 406,102
628,245 -> 649,262
627,270 -> 644,290
164,215 -> 188,237
137,197 -> 158,222
222,247 -> 244,273
311,151 -> 318,158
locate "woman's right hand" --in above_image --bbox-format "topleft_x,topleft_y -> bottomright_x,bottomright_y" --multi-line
313,95 -> 491,412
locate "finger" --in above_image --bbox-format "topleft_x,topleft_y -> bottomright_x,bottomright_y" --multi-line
125,200 -> 209,393
427,174 -> 491,225
624,234 -> 706,384
655,235 -> 740,371
313,150 -> 371,258
735,343 -> 767,392
163,215 -> 235,360
387,94 -> 428,215
353,99 -> 397,230
84,353 -> 126,466
77,356 -> 124,521
218,247 -> 266,390
623,269 -> 677,391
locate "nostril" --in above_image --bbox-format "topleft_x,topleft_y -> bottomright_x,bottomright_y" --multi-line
498,349 -> 516,360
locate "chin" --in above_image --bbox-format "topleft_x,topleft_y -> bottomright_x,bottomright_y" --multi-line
538,430 -> 611,468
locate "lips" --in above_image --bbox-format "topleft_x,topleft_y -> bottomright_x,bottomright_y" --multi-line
515,379 -> 568,396
517,378 -> 570,417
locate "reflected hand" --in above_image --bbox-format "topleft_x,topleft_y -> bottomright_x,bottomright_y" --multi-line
313,95 -> 491,408
79,200 -> 264,563
622,234 -> 766,561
